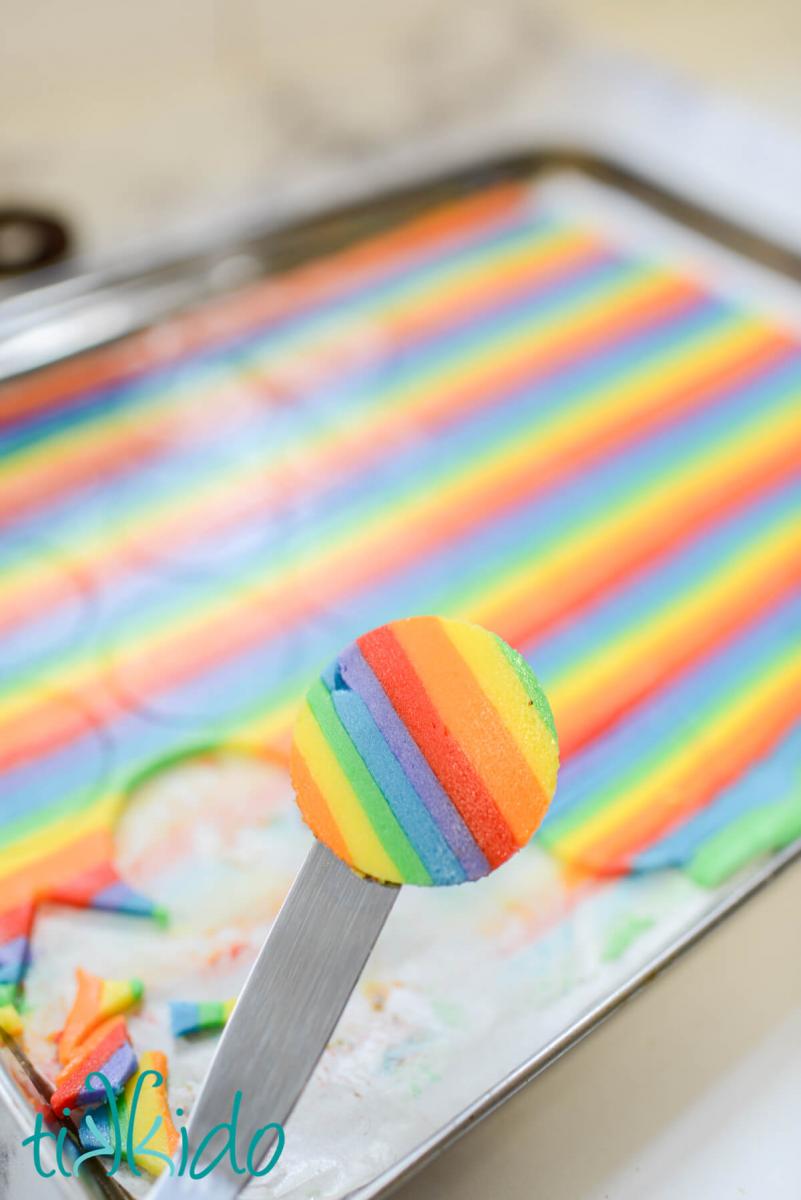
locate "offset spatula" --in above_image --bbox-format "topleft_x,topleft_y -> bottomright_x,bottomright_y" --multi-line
151,616 -> 560,1197
150,842 -> 396,1199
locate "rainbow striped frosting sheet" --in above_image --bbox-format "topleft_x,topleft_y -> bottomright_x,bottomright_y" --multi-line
1,172 -> 801,1021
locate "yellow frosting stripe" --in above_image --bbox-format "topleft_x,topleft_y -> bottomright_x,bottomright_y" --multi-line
443,620 -> 559,799
0,1004 -> 23,1038
292,701 -> 402,883
0,795 -> 117,876
390,617 -> 550,845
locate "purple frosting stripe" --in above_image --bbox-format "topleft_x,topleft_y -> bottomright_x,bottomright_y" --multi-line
338,643 -> 489,879
92,880 -> 158,916
76,1042 -> 138,1106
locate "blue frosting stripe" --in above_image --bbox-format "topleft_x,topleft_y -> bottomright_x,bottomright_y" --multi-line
322,659 -> 466,885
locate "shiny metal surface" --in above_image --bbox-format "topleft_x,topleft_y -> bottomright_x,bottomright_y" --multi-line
349,837 -> 801,1199
150,841 -> 398,1200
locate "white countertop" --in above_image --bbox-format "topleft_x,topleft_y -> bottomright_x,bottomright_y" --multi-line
397,861 -> 801,1200
3,0 -> 801,260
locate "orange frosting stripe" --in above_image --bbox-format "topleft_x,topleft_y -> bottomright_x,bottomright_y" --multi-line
288,748 -> 353,868
358,623 -> 519,869
390,617 -> 548,845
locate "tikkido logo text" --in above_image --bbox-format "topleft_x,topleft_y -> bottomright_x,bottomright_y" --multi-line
23,1069 -> 285,1181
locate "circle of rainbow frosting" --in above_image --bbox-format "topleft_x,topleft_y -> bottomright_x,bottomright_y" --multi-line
290,615 -> 559,885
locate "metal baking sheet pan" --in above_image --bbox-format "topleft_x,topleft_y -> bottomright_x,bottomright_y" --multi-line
1,147 -> 800,1199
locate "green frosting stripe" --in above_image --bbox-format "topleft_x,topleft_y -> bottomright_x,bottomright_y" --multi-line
687,789 -> 801,888
492,634 -> 558,741
306,679 -> 430,884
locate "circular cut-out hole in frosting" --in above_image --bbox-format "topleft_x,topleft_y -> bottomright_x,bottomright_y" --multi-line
115,747 -> 305,930
0,533 -> 98,678
94,388 -> 335,584
102,572 -> 341,731
100,454 -> 296,582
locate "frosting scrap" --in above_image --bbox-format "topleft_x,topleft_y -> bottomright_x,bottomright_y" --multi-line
686,783 -> 801,888
0,983 -> 22,1037
51,1016 -> 137,1115
170,998 -> 235,1038
79,1050 -> 179,1176
0,1003 -> 23,1038
58,969 -> 144,1066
